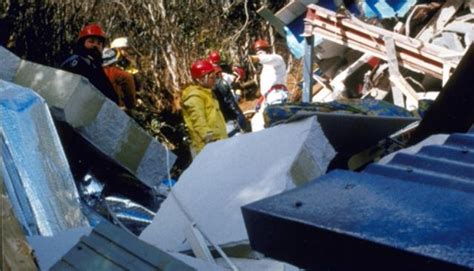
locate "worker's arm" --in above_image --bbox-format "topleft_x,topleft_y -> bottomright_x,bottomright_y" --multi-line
249,55 -> 260,64
115,70 -> 137,109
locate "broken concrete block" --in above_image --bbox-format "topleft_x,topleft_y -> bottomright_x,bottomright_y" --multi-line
0,80 -> 89,236
140,116 -> 335,252
0,46 -> 174,188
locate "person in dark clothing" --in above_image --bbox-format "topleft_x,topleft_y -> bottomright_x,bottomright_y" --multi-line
61,23 -> 118,103
212,64 -> 251,133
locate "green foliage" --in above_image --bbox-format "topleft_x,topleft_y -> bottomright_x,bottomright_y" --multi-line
0,0 -> 291,148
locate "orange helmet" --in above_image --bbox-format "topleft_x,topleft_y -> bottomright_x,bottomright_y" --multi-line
78,23 -> 106,40
208,51 -> 221,64
253,39 -> 270,51
191,60 -> 215,79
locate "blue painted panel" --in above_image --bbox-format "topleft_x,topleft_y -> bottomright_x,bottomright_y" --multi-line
243,169 -> 474,270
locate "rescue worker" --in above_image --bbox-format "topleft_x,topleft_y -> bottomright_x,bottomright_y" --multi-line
61,23 -> 118,103
212,64 -> 251,134
102,48 -> 137,110
110,37 -> 140,75
181,59 -> 228,156
249,39 -> 288,131
208,50 -> 221,65
208,50 -> 237,98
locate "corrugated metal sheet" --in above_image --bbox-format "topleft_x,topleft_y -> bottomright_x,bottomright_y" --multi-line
366,131 -> 474,190
51,223 -> 195,271
242,130 -> 474,270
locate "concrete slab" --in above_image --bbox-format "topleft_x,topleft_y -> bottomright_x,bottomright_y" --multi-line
140,116 -> 335,252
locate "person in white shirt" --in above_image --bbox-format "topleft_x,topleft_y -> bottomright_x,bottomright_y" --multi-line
249,39 -> 288,131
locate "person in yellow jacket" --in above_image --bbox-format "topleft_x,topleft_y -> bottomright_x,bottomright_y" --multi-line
182,59 -> 228,156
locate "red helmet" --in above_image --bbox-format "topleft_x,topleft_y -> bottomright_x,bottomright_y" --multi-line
212,63 -> 222,73
79,23 -> 106,40
208,51 -> 221,64
253,39 -> 270,51
233,66 -> 246,80
191,60 -> 215,79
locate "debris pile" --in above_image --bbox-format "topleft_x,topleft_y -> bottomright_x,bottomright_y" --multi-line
2,1 -> 474,270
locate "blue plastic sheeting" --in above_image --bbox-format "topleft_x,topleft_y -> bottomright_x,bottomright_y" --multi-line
283,1 -> 361,58
284,26 -> 305,59
281,0 -> 415,58
0,80 -> 88,236
362,0 -> 417,18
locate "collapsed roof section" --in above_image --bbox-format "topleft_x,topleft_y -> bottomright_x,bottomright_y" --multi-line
0,46 -> 175,189
261,1 -> 472,109
51,223 -> 195,271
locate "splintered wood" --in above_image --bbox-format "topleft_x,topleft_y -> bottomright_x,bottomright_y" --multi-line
304,4 -> 460,79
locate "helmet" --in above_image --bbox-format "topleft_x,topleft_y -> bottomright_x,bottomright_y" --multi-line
208,51 -> 221,64
253,39 -> 270,51
102,48 -> 119,66
191,59 -> 215,79
212,63 -> 222,73
111,37 -> 129,49
233,66 -> 245,80
79,23 -> 106,40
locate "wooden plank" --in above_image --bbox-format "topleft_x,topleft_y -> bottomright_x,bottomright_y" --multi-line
416,0 -> 464,42
310,25 -> 445,77
384,36 -> 420,110
274,0 -> 312,25
308,11 -> 451,60
330,53 -> 373,94
305,5 -> 461,79
0,177 -> 37,271
185,223 -> 215,263
307,4 -> 460,58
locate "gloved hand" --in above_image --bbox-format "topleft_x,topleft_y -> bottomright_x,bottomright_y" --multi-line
237,114 -> 246,129
255,96 -> 264,112
237,114 -> 251,132
255,103 -> 261,112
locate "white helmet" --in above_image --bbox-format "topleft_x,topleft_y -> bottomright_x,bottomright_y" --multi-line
102,48 -> 119,66
110,37 -> 129,49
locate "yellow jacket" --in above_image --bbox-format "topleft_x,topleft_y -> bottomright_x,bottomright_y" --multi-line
182,85 -> 227,154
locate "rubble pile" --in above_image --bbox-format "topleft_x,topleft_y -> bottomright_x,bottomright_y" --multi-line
1,1 -> 474,270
